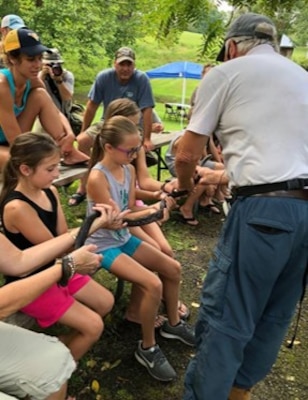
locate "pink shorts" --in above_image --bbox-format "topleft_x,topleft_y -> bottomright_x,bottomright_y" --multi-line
135,199 -> 144,207
21,274 -> 91,327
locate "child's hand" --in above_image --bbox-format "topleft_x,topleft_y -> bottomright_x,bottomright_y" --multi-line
91,203 -> 130,231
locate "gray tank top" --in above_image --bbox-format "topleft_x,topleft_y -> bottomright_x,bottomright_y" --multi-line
85,162 -> 131,252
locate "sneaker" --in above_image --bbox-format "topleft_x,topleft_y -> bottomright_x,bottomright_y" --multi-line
160,320 -> 195,346
134,340 -> 177,382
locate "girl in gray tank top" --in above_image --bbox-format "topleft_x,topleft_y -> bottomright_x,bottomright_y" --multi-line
85,115 -> 195,382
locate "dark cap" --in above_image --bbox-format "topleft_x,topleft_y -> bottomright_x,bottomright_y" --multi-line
216,13 -> 277,62
42,48 -> 64,64
3,28 -> 50,56
115,47 -> 135,63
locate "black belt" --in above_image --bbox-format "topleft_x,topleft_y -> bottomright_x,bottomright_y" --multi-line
253,190 -> 308,200
232,178 -> 308,197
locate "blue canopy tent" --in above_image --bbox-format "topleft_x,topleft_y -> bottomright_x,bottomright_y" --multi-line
146,61 -> 203,126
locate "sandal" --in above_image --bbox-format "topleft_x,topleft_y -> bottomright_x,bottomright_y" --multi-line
68,192 -> 86,207
161,300 -> 191,321
199,203 -> 221,214
177,300 -> 191,320
124,314 -> 167,330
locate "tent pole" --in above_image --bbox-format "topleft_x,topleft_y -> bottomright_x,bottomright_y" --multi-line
181,76 -> 186,129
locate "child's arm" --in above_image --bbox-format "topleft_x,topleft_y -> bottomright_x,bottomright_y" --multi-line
87,168 -> 112,204
51,185 -> 69,235
3,198 -> 58,245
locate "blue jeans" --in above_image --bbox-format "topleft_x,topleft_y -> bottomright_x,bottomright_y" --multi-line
184,196 -> 308,400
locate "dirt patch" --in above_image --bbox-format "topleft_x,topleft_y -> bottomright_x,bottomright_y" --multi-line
68,211 -> 308,400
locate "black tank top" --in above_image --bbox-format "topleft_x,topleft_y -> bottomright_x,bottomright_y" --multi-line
1,188 -> 58,283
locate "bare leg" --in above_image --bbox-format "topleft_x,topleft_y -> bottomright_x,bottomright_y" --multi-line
58,301 -> 104,361
46,382 -> 68,400
17,88 -> 88,165
132,242 -> 181,327
179,183 -> 208,225
110,252 -> 163,348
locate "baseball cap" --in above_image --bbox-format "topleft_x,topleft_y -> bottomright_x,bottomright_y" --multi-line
42,48 -> 64,64
115,47 -> 135,63
3,28 -> 50,56
216,13 -> 277,62
1,14 -> 25,30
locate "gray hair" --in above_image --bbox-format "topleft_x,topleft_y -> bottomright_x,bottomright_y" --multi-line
225,35 -> 279,56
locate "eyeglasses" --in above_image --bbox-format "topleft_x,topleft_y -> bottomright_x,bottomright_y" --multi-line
115,144 -> 142,157
224,37 -> 253,61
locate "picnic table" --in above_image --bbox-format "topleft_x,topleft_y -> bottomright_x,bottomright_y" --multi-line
151,131 -> 180,180
54,131 -> 180,186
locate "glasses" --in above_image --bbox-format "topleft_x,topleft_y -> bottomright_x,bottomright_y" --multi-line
225,37 -> 253,60
115,144 -> 142,157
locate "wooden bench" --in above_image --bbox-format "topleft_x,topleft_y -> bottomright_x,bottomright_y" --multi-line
53,164 -> 88,188
54,131 -> 179,186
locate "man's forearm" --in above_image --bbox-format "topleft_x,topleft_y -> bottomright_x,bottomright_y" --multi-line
82,102 -> 97,131
175,130 -> 208,190
142,108 -> 153,142
57,81 -> 73,101
175,159 -> 197,190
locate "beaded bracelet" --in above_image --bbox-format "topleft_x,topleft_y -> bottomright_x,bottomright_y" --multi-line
69,230 -> 77,242
58,254 -> 76,287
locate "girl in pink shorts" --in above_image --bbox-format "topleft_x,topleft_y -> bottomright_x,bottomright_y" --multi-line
0,133 -> 114,361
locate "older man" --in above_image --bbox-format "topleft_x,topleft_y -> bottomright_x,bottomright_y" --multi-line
81,46 -> 155,149
175,13 -> 308,400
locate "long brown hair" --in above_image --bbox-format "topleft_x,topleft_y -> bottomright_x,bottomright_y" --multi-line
0,133 -> 59,208
104,98 -> 140,121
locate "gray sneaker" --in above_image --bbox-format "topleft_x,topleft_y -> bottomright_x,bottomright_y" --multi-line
134,340 -> 177,382
160,320 -> 195,346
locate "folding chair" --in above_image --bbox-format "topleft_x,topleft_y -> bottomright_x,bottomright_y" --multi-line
164,103 -> 177,120
176,105 -> 189,121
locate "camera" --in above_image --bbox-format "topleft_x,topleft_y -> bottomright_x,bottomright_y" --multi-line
51,63 -> 63,77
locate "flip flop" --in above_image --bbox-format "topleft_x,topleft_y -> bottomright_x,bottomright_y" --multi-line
68,192 -> 86,207
199,203 -> 221,215
124,314 -> 167,330
176,212 -> 199,226
177,300 -> 191,320
161,300 -> 191,321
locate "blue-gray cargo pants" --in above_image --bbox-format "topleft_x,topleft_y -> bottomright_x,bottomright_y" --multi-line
184,196 -> 308,400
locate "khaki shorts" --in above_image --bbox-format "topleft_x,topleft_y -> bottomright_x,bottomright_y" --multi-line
0,322 -> 76,400
85,121 -> 104,141
0,393 -> 17,399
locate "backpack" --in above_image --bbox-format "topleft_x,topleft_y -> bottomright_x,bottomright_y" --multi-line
67,103 -> 85,136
